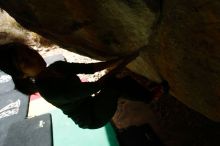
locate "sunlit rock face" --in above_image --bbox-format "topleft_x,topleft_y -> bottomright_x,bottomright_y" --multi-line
1,0 -> 220,121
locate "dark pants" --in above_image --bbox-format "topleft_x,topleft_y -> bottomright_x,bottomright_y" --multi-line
64,76 -> 153,129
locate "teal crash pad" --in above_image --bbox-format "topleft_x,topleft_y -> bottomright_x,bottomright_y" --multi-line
50,108 -> 119,146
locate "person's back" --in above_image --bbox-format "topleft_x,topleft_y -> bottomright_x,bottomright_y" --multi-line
35,63 -> 96,104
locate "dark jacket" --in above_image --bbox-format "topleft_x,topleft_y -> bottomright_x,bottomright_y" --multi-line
35,61 -> 119,129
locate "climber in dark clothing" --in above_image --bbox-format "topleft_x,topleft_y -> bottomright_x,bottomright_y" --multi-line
35,61 -> 119,129
0,42 -> 166,129
34,53 -> 157,129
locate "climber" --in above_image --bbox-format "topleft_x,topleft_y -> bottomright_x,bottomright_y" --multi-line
34,51 -> 164,129
0,42 -> 167,129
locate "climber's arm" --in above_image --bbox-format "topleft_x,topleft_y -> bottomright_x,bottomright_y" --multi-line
97,51 -> 139,85
48,58 -> 122,75
48,51 -> 139,76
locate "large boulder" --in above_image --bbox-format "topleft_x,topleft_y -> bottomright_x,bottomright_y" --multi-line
0,0 -> 160,58
144,0 -> 220,121
0,0 -> 220,121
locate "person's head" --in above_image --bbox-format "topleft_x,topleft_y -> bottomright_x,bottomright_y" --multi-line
10,43 -> 46,78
